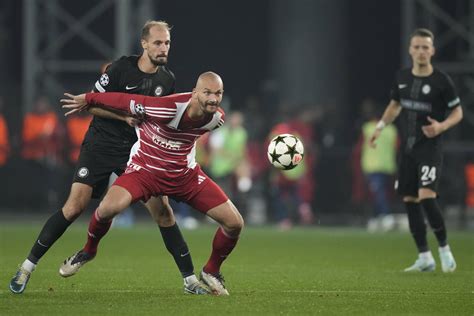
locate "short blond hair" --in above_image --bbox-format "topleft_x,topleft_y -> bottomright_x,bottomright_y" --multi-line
141,20 -> 172,40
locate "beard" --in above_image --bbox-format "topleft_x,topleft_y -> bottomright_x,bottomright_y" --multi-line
197,97 -> 219,114
149,54 -> 168,66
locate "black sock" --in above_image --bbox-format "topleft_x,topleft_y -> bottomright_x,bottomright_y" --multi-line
405,202 -> 429,252
159,223 -> 194,278
420,198 -> 447,247
27,210 -> 73,264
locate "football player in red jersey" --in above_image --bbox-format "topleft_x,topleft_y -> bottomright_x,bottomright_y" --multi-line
60,72 -> 243,295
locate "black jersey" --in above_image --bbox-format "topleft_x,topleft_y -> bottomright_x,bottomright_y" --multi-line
390,68 -> 460,153
83,55 -> 175,154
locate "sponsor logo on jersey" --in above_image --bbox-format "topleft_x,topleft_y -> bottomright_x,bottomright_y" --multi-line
125,85 -> 138,90
422,84 -> 431,94
400,98 -> 432,112
154,85 -> 163,96
152,134 -> 182,150
398,84 -> 407,89
77,167 -> 89,178
99,74 -> 109,86
421,180 -> 433,186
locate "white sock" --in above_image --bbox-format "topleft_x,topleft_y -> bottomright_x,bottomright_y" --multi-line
184,274 -> 198,285
439,245 -> 451,253
419,251 -> 434,261
21,259 -> 36,273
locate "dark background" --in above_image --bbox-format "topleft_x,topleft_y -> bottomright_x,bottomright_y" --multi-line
0,0 -> 470,225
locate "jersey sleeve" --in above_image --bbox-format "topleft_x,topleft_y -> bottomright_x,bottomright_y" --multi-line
85,92 -> 192,123
92,61 -> 122,93
389,72 -> 400,102
441,74 -> 461,109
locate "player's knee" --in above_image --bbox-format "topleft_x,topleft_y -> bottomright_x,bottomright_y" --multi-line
224,212 -> 244,235
156,211 -> 176,226
148,202 -> 176,226
62,202 -> 86,221
98,199 -> 127,219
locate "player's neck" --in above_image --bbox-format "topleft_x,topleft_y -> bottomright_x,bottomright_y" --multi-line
138,55 -> 159,74
412,63 -> 433,77
187,102 -> 206,120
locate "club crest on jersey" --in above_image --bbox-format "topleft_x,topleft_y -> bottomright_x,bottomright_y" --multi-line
100,74 -> 109,86
154,86 -> 163,96
422,84 -> 431,95
77,167 -> 89,178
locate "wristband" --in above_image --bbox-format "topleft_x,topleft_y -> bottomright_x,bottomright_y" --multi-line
375,120 -> 386,130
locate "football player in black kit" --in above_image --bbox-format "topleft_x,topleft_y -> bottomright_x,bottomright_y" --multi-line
370,28 -> 463,272
10,21 -> 209,295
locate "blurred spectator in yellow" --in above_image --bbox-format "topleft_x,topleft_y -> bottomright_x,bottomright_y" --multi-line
209,111 -> 251,212
359,99 -> 398,232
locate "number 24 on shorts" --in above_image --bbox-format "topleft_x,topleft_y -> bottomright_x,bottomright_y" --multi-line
420,165 -> 436,185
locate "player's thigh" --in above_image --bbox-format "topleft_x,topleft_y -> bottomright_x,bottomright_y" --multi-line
206,200 -> 244,232
187,178 -> 243,230
396,154 -> 418,197
98,185 -> 133,219
417,156 -> 442,195
74,148 -> 127,199
62,182 -> 94,220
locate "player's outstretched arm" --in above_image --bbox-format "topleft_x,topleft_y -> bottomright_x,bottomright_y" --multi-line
84,92 -> 148,115
369,100 -> 401,148
61,93 -> 88,116
88,107 -> 141,127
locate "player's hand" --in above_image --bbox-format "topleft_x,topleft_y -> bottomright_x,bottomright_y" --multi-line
422,116 -> 444,138
60,93 -> 88,116
124,116 -> 141,127
369,129 -> 382,148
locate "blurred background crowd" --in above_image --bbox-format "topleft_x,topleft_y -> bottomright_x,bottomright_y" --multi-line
0,0 -> 473,230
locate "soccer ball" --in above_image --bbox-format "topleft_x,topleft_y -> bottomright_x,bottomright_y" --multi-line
267,134 -> 304,170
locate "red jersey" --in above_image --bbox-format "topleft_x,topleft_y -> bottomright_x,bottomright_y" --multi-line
85,92 -> 225,183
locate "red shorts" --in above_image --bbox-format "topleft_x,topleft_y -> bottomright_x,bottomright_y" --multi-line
113,166 -> 228,213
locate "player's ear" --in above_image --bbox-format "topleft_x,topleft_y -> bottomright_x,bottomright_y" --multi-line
141,39 -> 147,50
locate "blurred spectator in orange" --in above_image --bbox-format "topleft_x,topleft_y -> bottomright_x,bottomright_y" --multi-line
66,112 -> 92,163
21,96 -> 65,207
21,96 -> 63,164
0,96 -> 10,166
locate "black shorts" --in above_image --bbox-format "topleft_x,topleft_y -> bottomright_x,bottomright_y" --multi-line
395,150 -> 443,197
73,148 -> 129,198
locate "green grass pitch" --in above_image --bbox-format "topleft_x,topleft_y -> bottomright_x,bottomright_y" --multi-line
0,223 -> 473,315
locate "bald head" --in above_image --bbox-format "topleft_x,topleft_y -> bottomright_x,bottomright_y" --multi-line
196,71 -> 223,90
